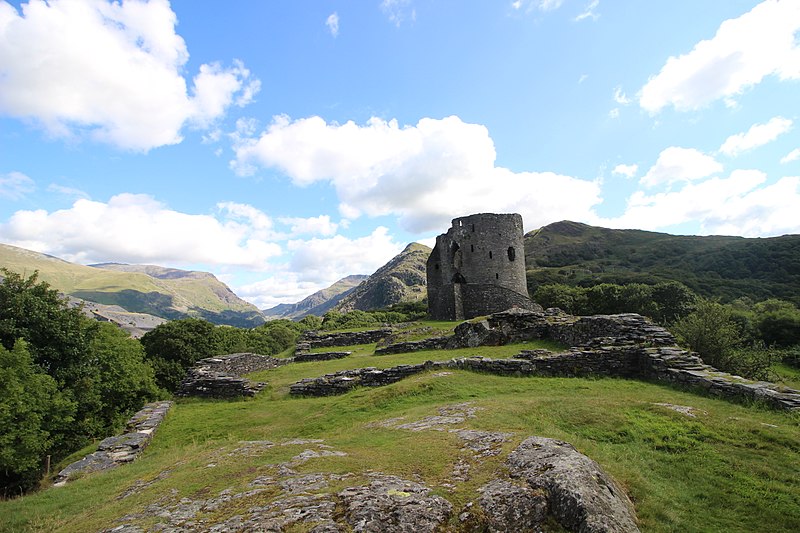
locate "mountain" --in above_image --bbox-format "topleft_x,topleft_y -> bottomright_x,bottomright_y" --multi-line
335,242 -> 430,311
263,275 -> 369,320
65,296 -> 168,338
524,221 -> 800,306
0,243 -> 265,327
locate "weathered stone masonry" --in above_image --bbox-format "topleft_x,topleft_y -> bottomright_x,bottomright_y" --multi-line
292,309 -> 800,411
426,213 -> 541,320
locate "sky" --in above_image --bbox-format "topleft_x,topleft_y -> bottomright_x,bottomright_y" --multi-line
1,0 -> 799,309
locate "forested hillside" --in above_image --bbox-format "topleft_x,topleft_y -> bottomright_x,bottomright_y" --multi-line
525,221 -> 800,306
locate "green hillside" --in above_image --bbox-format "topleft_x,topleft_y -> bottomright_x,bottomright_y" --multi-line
525,221 -> 800,305
2,328 -> 798,532
336,242 -> 430,311
0,244 -> 264,327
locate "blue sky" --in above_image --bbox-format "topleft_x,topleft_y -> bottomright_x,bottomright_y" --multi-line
1,0 -> 799,308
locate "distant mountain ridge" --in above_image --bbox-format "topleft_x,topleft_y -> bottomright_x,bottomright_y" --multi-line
335,242 -> 430,312
263,274 -> 369,320
524,221 -> 800,306
0,243 -> 265,327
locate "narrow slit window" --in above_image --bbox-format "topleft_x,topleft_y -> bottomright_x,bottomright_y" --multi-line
495,273 -> 499,280
489,251 -> 493,259
507,246 -> 516,261
471,244 -> 474,252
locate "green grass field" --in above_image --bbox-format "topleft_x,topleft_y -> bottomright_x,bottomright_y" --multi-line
2,328 -> 799,532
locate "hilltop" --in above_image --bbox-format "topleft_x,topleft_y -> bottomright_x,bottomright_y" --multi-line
0,243 -> 265,327
336,242 -> 430,312
525,221 -> 800,305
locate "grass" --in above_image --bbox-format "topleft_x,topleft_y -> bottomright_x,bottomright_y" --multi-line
772,361 -> 800,390
2,329 -> 799,532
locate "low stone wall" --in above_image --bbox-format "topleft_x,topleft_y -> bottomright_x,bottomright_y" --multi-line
290,349 -> 800,410
293,351 -> 352,362
178,353 -> 288,398
289,361 -> 444,396
374,337 -> 449,355
54,401 -> 173,486
299,328 -> 393,349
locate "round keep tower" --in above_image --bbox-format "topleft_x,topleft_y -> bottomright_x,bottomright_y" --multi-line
427,213 -> 535,320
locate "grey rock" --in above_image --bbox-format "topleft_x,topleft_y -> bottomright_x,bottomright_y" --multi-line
506,436 -> 640,533
478,479 -> 548,533
338,474 -> 453,533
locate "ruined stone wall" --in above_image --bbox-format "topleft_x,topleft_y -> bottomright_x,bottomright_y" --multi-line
427,213 -> 534,320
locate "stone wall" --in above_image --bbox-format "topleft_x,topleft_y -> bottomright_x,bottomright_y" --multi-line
177,352 -> 289,398
293,351 -> 352,362
54,401 -> 173,486
290,309 -> 800,411
299,328 -> 393,349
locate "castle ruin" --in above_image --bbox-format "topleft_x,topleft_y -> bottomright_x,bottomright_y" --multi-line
426,213 -> 539,320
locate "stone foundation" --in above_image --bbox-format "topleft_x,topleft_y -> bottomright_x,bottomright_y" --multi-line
291,309 -> 800,411
298,328 -> 393,349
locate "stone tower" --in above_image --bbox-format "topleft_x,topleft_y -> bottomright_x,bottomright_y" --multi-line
426,213 -> 538,320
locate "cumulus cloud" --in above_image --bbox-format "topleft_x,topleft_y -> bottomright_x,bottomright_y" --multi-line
719,116 -> 793,156
612,164 -> 638,178
640,147 -> 723,188
0,171 -> 35,200
0,194 -> 281,267
0,0 -> 259,151
231,114 -> 602,233
278,215 -> 338,237
781,148 -> 800,164
326,12 -> 339,37
639,0 -> 800,113
605,170 -> 800,237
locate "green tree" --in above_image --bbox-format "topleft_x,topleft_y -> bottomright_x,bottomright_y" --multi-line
650,281 -> 697,324
533,284 -> 587,314
0,341 -> 75,494
140,318 -> 219,391
672,299 -> 742,370
0,269 -> 93,378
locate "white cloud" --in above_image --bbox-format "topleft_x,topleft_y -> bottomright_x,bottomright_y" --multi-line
575,0 -> 599,22
326,12 -> 339,37
640,147 -> 723,188
608,108 -> 620,119
237,273 -> 326,310
381,0 -> 415,26
639,0 -> 800,113
781,148 -> 800,164
0,194 -> 281,268
0,171 -> 35,200
278,215 -> 338,237
613,86 -> 630,105
231,114 -> 602,233
612,164 -> 638,178
537,0 -> 564,11
287,226 -> 402,283
0,0 -> 259,151
719,116 -> 793,156
605,170 -> 800,237
47,183 -> 90,199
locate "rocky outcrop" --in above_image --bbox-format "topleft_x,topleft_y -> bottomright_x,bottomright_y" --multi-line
338,474 -> 453,532
500,436 -> 640,532
178,353 -> 289,398
54,401 -> 172,486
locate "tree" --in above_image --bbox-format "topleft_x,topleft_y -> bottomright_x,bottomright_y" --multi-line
672,299 -> 742,371
140,318 -> 219,391
650,281 -> 697,324
0,341 -> 75,494
0,269 -> 94,378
